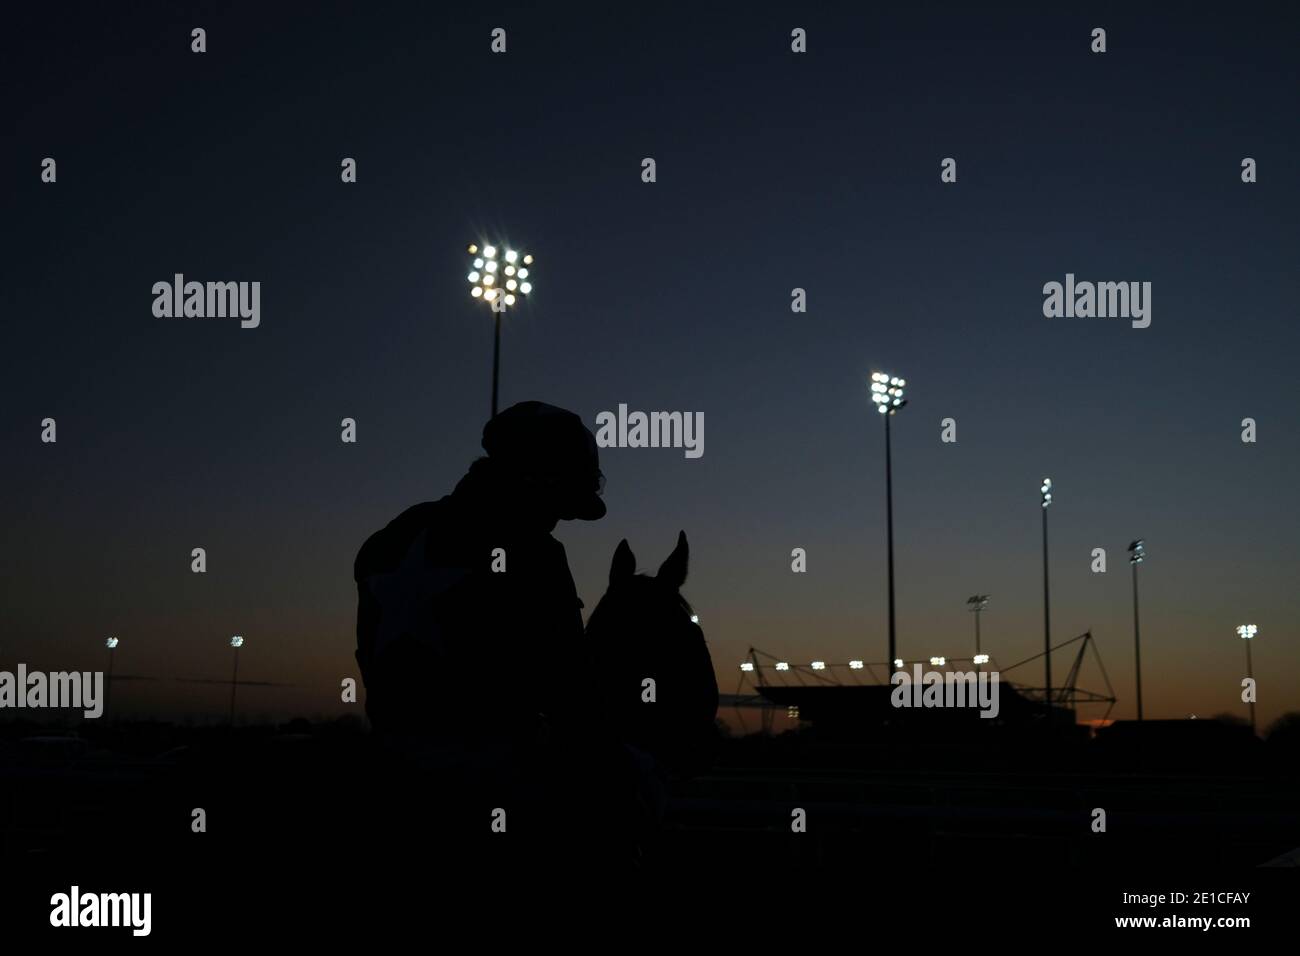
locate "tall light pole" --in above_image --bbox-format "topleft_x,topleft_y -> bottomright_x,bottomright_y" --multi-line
967,595 -> 989,671
1040,478 -> 1053,720
1237,624 -> 1258,733
467,243 -> 533,418
1128,539 -> 1146,721
229,635 -> 244,725
105,637 -> 118,718
870,371 -> 907,678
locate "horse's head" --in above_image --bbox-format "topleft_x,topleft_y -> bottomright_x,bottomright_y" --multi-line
587,531 -> 719,776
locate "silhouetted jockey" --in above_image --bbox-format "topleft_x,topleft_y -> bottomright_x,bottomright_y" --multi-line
353,402 -> 627,865
355,400 -> 603,734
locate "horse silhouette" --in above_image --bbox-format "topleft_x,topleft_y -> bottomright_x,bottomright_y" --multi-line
586,531 -> 720,781
350,527 -> 720,874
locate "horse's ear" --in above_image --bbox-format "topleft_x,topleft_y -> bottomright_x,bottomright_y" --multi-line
610,539 -> 636,584
656,530 -> 689,590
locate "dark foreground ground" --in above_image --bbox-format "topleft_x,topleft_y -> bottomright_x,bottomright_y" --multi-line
3,716 -> 1297,937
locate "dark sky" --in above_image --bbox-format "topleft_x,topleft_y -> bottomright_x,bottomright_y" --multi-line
4,1 -> 1297,729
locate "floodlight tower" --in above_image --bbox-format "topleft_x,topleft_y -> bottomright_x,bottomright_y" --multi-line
1040,478 -> 1053,718
1237,624 -> 1258,732
967,595 -> 989,670
467,243 -> 534,418
228,635 -> 244,725
1128,539 -> 1146,721
870,371 -> 907,680
105,637 -> 119,717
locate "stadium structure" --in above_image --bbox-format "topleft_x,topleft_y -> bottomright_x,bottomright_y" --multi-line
724,630 -> 1117,737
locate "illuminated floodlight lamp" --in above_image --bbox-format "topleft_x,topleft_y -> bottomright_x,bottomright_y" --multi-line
690,614 -> 700,624
894,658 -> 903,669
1040,477 -> 1053,508
849,660 -> 864,670
775,662 -> 790,671
869,370 -> 907,415
1128,539 -> 1145,564
106,637 -> 119,649
739,662 -> 754,672
973,653 -> 990,665
468,242 -> 534,308
810,661 -> 826,671
230,635 -> 245,648
930,656 -> 946,666
1236,624 -> 1257,640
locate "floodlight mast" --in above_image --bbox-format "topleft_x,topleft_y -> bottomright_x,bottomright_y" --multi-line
1128,539 -> 1146,721
870,371 -> 907,683
1237,624 -> 1258,732
967,595 -> 989,671
229,636 -> 244,725
1040,478 -> 1053,721
105,637 -> 118,717
468,243 -> 533,418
